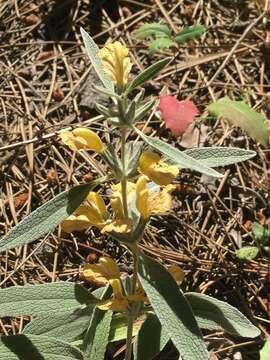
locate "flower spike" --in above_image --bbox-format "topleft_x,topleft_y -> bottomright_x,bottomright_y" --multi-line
99,42 -> 132,90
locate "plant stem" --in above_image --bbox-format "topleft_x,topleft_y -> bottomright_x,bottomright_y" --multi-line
121,126 -> 129,218
125,248 -> 139,360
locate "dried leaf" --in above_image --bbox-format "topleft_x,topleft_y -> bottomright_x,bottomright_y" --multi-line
14,193 -> 28,209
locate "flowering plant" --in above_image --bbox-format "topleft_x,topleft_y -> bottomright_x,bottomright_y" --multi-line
0,29 -> 260,360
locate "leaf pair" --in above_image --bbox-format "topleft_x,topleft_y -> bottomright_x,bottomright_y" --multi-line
136,252 -> 260,360
136,128 -> 256,178
135,23 -> 206,55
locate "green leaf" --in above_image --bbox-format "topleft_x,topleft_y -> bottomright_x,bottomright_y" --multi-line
135,23 -> 171,39
148,38 -> 174,55
138,252 -> 208,360
23,288 -> 105,344
0,282 -> 99,317
252,222 -> 270,245
235,246 -> 259,261
186,293 -> 260,338
260,338 -> 270,360
109,313 -> 142,342
0,182 -> 94,253
24,307 -> 94,343
136,128 -> 223,177
0,334 -> 83,360
127,58 -> 170,93
134,99 -> 156,123
184,147 -> 256,168
80,27 -> 114,92
134,313 -> 169,360
175,24 -> 206,44
208,97 -> 270,147
83,286 -> 112,360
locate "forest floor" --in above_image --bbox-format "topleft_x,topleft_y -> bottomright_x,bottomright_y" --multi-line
0,0 -> 270,359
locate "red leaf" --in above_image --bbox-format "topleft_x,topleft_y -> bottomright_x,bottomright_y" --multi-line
159,95 -> 199,136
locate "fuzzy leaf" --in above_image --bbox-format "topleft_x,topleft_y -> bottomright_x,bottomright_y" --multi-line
0,282 -> 99,317
136,128 -> 223,177
186,293 -> 260,338
0,335 -> 83,360
135,23 -> 171,39
134,313 -> 169,360
175,24 -> 206,44
0,176 -> 107,253
208,97 -> 270,147
83,287 -> 112,360
0,182 -> 95,253
235,246 -> 259,261
24,307 -> 93,343
138,252 -> 208,360
184,147 -> 256,168
23,288 -> 104,343
127,58 -> 170,92
159,95 -> 199,136
148,37 -> 174,54
80,27 -> 114,92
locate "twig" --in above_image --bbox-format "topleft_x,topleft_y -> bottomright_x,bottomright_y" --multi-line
206,11 -> 267,88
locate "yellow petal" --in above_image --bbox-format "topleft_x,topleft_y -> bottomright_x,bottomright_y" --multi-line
87,192 -> 108,219
111,182 -> 136,200
101,218 -> 133,234
97,278 -> 146,312
79,205 -> 105,228
61,214 -> 91,233
139,150 -> 179,186
168,265 -> 185,285
136,176 -> 150,219
139,150 -> 161,173
83,257 -> 121,285
99,42 -> 132,89
109,279 -> 124,299
110,197 -> 125,219
60,128 -> 104,153
150,186 -> 174,215
98,298 -> 129,312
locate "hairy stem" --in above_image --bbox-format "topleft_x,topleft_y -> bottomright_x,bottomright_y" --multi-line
121,126 -> 129,218
125,248 -> 139,360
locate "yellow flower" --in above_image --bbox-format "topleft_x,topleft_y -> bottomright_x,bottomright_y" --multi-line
59,128 -> 104,153
83,257 -> 121,285
61,192 -> 108,233
61,189 -> 133,235
61,205 -> 96,233
83,257 -> 146,312
99,42 -> 132,89
139,150 -> 179,186
101,182 -> 135,234
136,176 -> 175,219
83,257 -> 184,312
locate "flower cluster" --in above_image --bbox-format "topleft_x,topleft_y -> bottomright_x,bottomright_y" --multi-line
82,257 -> 184,312
60,127 -> 179,236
